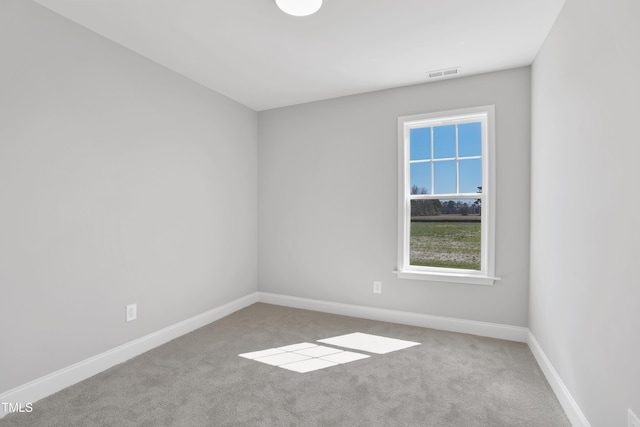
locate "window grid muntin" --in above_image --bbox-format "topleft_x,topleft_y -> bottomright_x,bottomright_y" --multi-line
408,121 -> 483,198
403,112 -> 488,274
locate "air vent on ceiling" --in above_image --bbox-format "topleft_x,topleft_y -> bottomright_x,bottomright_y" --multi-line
426,67 -> 462,80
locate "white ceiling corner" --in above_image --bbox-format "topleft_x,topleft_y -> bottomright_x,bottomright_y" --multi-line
32,0 -> 566,111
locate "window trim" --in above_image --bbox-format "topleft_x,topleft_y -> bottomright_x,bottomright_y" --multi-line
395,105 -> 499,285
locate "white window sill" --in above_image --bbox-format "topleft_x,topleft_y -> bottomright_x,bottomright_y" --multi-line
393,270 -> 500,286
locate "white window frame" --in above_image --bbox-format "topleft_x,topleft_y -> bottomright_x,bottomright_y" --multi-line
395,105 -> 499,285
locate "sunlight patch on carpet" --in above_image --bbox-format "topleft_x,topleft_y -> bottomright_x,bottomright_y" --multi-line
239,344 -> 368,373
239,333 -> 420,373
318,332 -> 421,354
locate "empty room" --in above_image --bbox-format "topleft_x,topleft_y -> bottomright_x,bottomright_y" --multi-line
1,0 -> 638,426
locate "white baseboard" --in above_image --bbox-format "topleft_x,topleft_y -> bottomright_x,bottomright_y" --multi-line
0,292 -> 259,419
257,292 -> 530,343
527,332 -> 590,427
1,291 -> 586,427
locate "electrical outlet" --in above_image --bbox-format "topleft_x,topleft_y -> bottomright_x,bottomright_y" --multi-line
373,281 -> 382,294
629,409 -> 640,427
126,303 -> 137,322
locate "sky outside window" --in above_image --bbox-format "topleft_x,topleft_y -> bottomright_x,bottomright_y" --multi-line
433,125 -> 456,159
409,122 -> 482,196
410,128 -> 431,160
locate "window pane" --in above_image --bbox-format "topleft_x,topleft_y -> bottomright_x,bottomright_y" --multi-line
410,199 -> 481,270
410,162 -> 431,194
410,128 -> 431,160
458,159 -> 482,194
433,125 -> 456,159
433,160 -> 456,194
458,122 -> 482,157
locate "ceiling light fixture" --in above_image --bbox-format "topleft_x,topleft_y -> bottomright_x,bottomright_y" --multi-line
275,0 -> 323,17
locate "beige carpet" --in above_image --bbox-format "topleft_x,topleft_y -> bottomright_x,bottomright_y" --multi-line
0,303 -> 570,426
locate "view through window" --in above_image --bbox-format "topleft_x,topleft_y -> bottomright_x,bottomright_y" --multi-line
409,121 -> 483,269
397,106 -> 495,282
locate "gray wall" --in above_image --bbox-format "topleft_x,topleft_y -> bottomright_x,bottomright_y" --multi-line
259,68 -> 531,327
0,0 -> 257,393
530,0 -> 640,425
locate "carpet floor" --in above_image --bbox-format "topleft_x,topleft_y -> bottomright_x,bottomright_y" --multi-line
0,303 -> 570,426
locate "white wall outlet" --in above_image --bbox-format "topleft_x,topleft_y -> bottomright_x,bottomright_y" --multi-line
126,303 -> 137,322
629,409 -> 640,427
373,281 -> 382,294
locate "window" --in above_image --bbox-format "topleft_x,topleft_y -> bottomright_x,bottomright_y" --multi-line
396,106 -> 498,285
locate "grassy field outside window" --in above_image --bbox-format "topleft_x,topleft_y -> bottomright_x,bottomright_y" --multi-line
410,218 -> 481,270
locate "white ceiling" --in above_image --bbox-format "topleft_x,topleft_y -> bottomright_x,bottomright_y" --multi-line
34,0 -> 565,111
